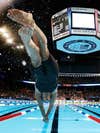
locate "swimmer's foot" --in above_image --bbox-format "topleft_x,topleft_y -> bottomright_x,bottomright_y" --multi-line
7,9 -> 35,28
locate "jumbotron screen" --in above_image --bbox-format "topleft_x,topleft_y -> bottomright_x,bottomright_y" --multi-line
72,12 -> 95,29
51,8 -> 69,41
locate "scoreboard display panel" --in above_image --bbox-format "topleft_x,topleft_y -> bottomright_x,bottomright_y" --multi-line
71,12 -> 95,29
51,8 -> 69,41
51,7 -> 100,54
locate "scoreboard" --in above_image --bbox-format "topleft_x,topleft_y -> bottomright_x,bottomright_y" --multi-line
51,7 -> 100,54
51,8 -> 69,41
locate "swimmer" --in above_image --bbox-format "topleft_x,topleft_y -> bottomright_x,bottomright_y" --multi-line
7,9 -> 59,122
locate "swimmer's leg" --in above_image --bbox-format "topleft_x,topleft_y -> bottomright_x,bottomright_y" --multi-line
32,23 -> 49,61
18,26 -> 41,68
7,9 -> 49,61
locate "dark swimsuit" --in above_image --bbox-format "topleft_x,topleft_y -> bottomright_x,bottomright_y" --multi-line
33,54 -> 59,93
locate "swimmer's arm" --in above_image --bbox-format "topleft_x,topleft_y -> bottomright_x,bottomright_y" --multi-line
46,92 -> 57,117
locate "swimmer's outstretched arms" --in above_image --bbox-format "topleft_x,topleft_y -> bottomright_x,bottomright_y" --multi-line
7,9 -> 59,122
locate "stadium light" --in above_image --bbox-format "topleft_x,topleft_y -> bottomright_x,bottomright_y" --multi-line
16,45 -> 24,50
0,27 -> 6,33
0,26 -> 14,44
2,32 -> 10,38
22,60 -> 27,66
6,38 -> 14,44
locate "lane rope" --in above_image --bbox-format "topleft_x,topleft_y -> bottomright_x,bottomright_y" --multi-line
70,105 -> 100,124
0,106 -> 39,121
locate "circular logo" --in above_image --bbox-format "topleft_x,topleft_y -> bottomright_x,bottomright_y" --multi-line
63,40 -> 96,53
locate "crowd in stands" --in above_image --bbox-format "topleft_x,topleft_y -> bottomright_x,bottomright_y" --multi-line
57,87 -> 100,102
0,87 -> 35,100
0,85 -> 100,102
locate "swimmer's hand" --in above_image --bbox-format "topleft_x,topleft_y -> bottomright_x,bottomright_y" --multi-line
43,115 -> 49,122
7,9 -> 35,28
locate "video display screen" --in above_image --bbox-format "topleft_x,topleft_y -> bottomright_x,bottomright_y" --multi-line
72,12 -> 95,29
51,10 -> 69,40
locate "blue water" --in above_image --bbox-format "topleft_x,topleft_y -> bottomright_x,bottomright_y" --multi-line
0,99 -> 100,133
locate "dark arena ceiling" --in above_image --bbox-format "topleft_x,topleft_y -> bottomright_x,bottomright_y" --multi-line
0,0 -> 100,84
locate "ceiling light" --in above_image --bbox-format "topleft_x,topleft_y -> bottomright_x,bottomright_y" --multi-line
6,38 -> 14,44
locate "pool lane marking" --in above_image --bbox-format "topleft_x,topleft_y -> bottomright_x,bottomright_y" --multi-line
0,101 -> 33,106
86,104 -> 100,108
70,105 -> 100,124
0,105 -> 37,117
0,112 -> 22,121
0,104 -> 36,115
77,105 -> 100,117
51,106 -> 59,133
88,115 -> 100,123
77,105 -> 100,123
0,105 -> 38,121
